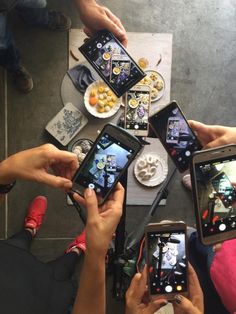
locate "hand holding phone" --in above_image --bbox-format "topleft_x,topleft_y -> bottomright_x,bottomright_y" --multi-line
79,29 -> 146,97
145,222 -> 188,301
72,123 -> 142,205
149,101 -> 202,172
190,144 -> 236,245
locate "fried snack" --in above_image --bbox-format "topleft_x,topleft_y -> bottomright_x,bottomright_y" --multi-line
155,80 -> 164,91
151,88 -> 158,99
150,72 -> 158,81
138,57 -> 149,69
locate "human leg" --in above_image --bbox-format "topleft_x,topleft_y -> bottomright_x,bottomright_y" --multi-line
4,229 -> 33,251
15,0 -> 71,30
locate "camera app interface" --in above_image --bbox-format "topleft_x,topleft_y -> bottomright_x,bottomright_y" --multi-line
80,30 -> 145,97
74,133 -> 134,198
150,103 -> 202,171
147,230 -> 187,295
195,157 -> 236,237
125,89 -> 150,132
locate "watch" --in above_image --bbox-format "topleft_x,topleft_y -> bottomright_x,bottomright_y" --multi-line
0,181 -> 16,194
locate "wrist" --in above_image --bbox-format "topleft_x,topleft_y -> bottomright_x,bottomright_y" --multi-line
0,158 -> 16,185
76,0 -> 96,10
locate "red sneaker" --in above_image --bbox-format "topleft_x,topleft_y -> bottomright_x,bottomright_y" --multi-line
24,196 -> 47,235
66,229 -> 86,254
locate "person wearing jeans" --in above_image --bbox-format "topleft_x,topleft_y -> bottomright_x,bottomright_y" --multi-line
0,0 -> 127,93
0,194 -> 86,314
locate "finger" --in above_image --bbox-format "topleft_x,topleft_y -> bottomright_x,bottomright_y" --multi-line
83,26 -> 95,38
173,295 -> 200,314
104,8 -> 126,33
39,172 -> 72,190
213,242 -> 223,252
145,299 -> 168,313
204,137 -> 225,149
72,192 -> 86,207
52,150 -> 78,165
112,182 -> 125,203
84,188 -> 99,222
188,263 -> 202,291
102,16 -> 127,47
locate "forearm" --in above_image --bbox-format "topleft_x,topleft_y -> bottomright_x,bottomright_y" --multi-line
0,159 -> 16,203
73,0 -> 96,11
72,253 -> 106,314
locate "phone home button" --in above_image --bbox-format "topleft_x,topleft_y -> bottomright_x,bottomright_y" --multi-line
165,285 -> 173,293
219,223 -> 226,231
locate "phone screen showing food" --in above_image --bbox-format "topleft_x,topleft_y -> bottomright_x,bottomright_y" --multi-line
125,88 -> 150,134
73,132 -> 135,200
79,30 -> 146,97
149,101 -> 202,172
195,157 -> 236,237
147,230 -> 187,296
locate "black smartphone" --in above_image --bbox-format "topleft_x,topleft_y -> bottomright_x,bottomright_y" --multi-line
72,123 -> 142,205
190,144 -> 236,245
124,85 -> 151,136
79,29 -> 146,98
145,222 -> 188,300
149,100 -> 202,172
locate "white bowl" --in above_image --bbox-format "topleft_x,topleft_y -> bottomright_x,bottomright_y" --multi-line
84,80 -> 122,119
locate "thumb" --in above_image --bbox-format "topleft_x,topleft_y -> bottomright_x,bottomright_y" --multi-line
145,299 -> 168,313
204,137 -> 223,149
39,172 -> 72,190
84,188 -> 99,222
173,295 -> 200,314
188,120 -> 208,133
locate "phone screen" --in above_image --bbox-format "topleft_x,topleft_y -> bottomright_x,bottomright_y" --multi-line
125,88 -> 150,134
195,157 -> 236,237
149,101 -> 202,172
73,132 -> 135,201
79,30 -> 146,97
147,230 -> 187,296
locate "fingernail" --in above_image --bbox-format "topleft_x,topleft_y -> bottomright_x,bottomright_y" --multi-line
85,188 -> 93,197
174,295 -> 182,304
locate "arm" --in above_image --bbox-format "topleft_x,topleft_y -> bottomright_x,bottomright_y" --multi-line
0,143 -> 78,193
189,120 -> 236,148
72,183 -> 124,314
74,0 -> 128,47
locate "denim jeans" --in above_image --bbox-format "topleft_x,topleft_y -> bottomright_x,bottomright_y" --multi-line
0,0 -> 48,70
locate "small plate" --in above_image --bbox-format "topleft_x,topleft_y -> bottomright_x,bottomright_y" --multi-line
134,152 -> 168,187
140,70 -> 165,102
84,80 -> 122,119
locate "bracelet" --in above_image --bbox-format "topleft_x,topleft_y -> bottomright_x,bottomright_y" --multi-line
0,181 -> 16,194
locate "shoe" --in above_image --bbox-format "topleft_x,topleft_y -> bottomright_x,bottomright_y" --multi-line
66,229 -> 86,254
24,196 -> 47,235
11,66 -> 33,93
47,10 -> 71,31
182,174 -> 192,191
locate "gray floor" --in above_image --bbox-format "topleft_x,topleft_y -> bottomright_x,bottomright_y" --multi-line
1,0 -> 236,313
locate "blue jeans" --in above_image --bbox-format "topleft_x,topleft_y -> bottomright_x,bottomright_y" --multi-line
0,0 -> 48,70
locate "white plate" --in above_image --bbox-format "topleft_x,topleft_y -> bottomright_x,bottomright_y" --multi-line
134,152 -> 168,187
84,80 -> 122,119
141,70 -> 165,102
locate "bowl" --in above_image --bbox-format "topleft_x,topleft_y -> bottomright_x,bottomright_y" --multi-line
84,80 -> 122,119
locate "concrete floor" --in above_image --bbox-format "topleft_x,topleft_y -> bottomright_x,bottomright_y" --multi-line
1,0 -> 236,313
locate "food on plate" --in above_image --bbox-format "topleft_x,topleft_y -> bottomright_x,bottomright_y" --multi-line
139,70 -> 165,101
129,98 -> 138,108
155,79 -> 164,91
151,87 -> 158,99
72,139 -> 92,163
88,83 -> 118,113
150,72 -> 158,81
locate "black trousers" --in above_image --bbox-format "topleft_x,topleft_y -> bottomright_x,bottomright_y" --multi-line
4,229 -> 79,281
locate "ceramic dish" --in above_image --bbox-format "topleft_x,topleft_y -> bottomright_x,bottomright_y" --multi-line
84,80 -> 122,118
134,152 -> 168,187
140,70 -> 165,102
68,138 -> 93,163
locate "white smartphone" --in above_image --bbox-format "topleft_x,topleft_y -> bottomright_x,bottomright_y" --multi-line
190,144 -> 236,245
145,222 -> 188,301
124,85 -> 151,136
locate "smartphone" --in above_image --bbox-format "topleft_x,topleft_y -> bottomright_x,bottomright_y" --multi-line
79,29 -> 146,97
124,85 -> 151,136
145,222 -> 188,300
190,144 -> 236,245
72,123 -> 142,205
149,100 -> 202,172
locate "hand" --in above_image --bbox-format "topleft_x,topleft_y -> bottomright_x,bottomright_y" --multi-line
189,120 -> 236,149
125,266 -> 168,314
0,144 -> 78,191
173,264 -> 204,314
77,0 -> 128,47
73,183 -> 124,257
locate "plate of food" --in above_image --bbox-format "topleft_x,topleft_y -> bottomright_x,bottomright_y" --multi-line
140,70 -> 165,102
84,80 -> 122,118
134,152 -> 168,187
